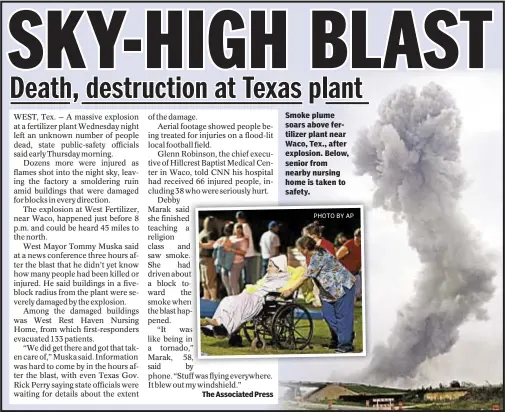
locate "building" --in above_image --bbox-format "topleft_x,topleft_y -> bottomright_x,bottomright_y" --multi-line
306,384 -> 358,402
303,383 -> 406,406
339,392 -> 405,405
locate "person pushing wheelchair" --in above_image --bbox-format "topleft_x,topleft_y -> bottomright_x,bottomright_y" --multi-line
281,236 -> 356,353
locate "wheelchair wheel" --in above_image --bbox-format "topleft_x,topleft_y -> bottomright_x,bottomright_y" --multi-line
242,324 -> 254,343
271,303 -> 313,350
251,336 -> 266,350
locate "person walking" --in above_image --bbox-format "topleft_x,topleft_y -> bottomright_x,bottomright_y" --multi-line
236,211 -> 256,286
302,221 -> 341,345
198,216 -> 219,301
213,222 -> 237,297
225,223 -> 248,295
259,221 -> 280,276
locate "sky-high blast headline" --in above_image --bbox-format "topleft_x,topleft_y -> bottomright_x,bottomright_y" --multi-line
8,8 -> 493,71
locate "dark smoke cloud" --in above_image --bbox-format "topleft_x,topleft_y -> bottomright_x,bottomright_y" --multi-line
352,83 -> 496,383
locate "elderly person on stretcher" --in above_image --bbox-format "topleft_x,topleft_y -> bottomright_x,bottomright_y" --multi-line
201,255 -> 296,340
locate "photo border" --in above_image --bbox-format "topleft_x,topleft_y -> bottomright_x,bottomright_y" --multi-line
194,204 -> 366,360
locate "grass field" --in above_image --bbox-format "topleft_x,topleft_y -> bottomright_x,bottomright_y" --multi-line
408,399 -> 504,410
200,301 -> 363,356
285,400 -> 504,410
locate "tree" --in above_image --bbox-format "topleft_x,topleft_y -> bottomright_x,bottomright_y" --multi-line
450,380 -> 461,388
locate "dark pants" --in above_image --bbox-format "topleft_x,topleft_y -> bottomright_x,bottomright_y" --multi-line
261,258 -> 269,277
321,285 -> 355,347
241,257 -> 256,286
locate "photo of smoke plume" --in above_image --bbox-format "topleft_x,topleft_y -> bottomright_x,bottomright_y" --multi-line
351,83 -> 496,382
279,81 -> 502,411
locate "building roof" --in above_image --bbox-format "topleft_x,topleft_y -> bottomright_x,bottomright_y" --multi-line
307,384 -> 358,401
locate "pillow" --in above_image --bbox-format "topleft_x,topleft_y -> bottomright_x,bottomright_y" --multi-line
245,276 -> 266,293
245,266 -> 314,304
244,266 -> 302,294
281,266 -> 315,303
280,266 -> 306,290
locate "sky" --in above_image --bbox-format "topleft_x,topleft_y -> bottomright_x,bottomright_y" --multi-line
278,70 -> 503,388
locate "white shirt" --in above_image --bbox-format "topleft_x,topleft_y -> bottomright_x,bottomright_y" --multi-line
241,222 -> 255,258
259,230 -> 280,259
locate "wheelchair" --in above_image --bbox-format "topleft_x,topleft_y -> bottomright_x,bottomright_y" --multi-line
240,292 -> 314,350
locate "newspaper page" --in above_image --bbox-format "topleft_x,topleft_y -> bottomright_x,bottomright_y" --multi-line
2,1 -> 503,411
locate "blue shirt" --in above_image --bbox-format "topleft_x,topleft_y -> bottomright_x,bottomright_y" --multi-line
304,249 -> 355,301
213,244 -> 236,272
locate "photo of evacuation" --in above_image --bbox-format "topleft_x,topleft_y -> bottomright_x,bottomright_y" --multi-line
196,206 -> 364,357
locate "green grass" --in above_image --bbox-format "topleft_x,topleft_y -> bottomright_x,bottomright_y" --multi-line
408,399 -> 503,410
285,400 -> 503,411
200,302 -> 363,356
315,399 -> 375,406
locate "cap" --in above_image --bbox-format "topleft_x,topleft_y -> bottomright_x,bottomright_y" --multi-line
268,221 -> 278,229
236,211 -> 245,219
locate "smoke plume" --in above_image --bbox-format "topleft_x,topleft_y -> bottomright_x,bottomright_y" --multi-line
352,83 -> 496,383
